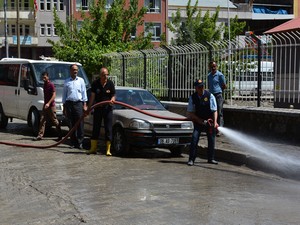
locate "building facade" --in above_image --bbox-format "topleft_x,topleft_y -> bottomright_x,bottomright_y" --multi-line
0,0 -> 298,59
72,0 -> 167,47
0,0 -> 68,59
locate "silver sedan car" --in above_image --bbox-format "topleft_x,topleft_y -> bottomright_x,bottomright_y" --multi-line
84,87 -> 193,156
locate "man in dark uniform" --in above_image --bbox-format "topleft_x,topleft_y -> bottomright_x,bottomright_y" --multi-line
86,67 -> 116,155
187,79 -> 219,166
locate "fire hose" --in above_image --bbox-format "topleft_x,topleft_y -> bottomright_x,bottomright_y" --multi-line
0,100 -> 190,149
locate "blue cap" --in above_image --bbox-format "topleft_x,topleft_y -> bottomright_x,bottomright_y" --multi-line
194,79 -> 205,87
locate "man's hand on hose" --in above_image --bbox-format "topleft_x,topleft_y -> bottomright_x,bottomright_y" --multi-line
109,99 -> 115,106
83,103 -> 88,117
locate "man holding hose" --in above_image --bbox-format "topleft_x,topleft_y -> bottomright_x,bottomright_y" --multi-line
86,67 -> 115,155
187,79 -> 219,166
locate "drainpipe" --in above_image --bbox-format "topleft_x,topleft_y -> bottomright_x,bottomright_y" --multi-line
161,45 -> 173,101
4,0 -> 9,57
141,51 -> 147,90
246,31 -> 262,107
17,0 -> 20,57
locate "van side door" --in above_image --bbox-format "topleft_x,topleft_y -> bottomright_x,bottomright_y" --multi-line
18,63 -> 40,119
0,64 -> 20,118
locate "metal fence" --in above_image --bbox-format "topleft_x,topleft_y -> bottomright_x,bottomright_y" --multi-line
103,31 -> 300,109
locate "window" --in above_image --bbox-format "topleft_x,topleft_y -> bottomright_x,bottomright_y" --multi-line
77,21 -> 83,31
53,0 -> 58,10
24,0 -> 29,9
0,64 -> 19,87
19,25 -> 23,36
40,0 -> 45,10
145,23 -> 161,41
145,0 -> 161,13
59,0 -> 64,10
46,0 -> 51,10
105,0 -> 113,10
11,0 -> 15,10
53,27 -> 57,36
82,0 -> 88,10
20,64 -> 35,89
25,25 -> 30,35
130,27 -> 136,40
11,25 -> 16,35
40,24 -> 45,36
46,24 -> 52,36
76,0 -> 89,10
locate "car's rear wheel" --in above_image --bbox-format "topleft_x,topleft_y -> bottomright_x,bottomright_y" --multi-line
169,146 -> 184,157
112,126 -> 129,156
0,105 -> 8,129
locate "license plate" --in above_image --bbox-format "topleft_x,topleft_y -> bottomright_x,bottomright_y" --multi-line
158,138 -> 179,145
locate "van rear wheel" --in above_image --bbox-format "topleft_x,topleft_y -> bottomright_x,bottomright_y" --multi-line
0,106 -> 8,129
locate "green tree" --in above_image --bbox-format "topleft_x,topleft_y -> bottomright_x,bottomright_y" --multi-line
49,0 -> 153,77
224,15 -> 246,41
167,0 -> 245,46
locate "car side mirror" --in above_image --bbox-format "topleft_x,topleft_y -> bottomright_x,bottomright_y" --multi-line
23,79 -> 29,91
162,103 -> 169,110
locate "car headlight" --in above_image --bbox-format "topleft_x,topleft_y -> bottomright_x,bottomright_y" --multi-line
129,119 -> 151,129
181,122 -> 193,129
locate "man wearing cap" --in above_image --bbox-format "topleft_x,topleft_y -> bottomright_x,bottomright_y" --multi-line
186,79 -> 219,166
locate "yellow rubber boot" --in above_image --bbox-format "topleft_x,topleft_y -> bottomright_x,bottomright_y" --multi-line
87,139 -> 98,154
106,141 -> 112,156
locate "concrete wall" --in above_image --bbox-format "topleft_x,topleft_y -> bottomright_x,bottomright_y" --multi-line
163,101 -> 300,144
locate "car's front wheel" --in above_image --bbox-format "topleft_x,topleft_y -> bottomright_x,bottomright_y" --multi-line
112,126 -> 129,156
169,146 -> 184,157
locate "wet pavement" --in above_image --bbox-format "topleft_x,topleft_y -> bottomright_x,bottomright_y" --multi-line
0,120 -> 300,225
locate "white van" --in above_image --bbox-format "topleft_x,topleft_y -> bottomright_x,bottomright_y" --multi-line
234,61 -> 274,96
0,58 -> 90,135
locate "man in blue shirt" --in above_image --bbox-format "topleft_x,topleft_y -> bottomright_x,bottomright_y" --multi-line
208,61 -> 227,135
63,64 -> 88,149
187,79 -> 219,166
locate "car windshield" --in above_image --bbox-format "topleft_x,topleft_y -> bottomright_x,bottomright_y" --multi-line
32,63 -> 90,87
115,89 -> 166,110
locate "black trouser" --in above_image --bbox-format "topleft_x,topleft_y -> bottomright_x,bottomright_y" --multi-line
65,101 -> 84,146
91,105 -> 113,141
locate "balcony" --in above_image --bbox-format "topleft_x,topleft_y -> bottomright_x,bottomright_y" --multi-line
231,0 -> 294,20
0,36 -> 38,47
0,7 -> 36,20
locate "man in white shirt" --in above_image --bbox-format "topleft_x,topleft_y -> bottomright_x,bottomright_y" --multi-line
63,64 -> 88,149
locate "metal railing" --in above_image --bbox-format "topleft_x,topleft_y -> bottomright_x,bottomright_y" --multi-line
103,31 -> 300,108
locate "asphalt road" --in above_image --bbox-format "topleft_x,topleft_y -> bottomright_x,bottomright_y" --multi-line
0,120 -> 300,225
